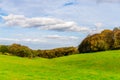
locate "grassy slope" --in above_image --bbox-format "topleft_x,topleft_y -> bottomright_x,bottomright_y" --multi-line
0,50 -> 120,80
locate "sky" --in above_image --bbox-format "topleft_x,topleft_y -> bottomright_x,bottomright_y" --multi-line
0,0 -> 120,49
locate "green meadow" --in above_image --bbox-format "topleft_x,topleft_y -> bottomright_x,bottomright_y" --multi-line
0,50 -> 120,80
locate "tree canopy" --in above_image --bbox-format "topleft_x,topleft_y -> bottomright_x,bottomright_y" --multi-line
78,28 -> 120,53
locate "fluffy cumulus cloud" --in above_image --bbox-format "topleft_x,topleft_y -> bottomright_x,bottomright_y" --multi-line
2,14 -> 89,32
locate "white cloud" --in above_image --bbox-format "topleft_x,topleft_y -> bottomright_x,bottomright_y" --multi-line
0,38 -> 46,43
0,34 -> 79,43
95,22 -> 103,28
0,38 -> 19,42
89,22 -> 104,34
2,14 -> 89,32
45,35 -> 78,40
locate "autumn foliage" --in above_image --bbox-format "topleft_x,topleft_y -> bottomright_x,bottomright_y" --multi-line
0,43 -> 78,58
36,47 -> 78,58
78,28 -> 120,53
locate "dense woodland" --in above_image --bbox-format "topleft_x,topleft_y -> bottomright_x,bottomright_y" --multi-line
0,27 -> 120,58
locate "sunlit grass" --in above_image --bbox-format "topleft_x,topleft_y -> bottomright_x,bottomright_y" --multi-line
0,50 -> 120,80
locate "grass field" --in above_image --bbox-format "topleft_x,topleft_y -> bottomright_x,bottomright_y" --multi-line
0,50 -> 120,80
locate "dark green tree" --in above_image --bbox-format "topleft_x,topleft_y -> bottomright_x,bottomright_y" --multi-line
0,45 -> 9,53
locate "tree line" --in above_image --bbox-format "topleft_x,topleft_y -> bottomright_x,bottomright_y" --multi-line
78,27 -> 120,53
0,44 -> 78,58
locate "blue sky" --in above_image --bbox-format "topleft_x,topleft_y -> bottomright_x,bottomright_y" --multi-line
0,0 -> 120,49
